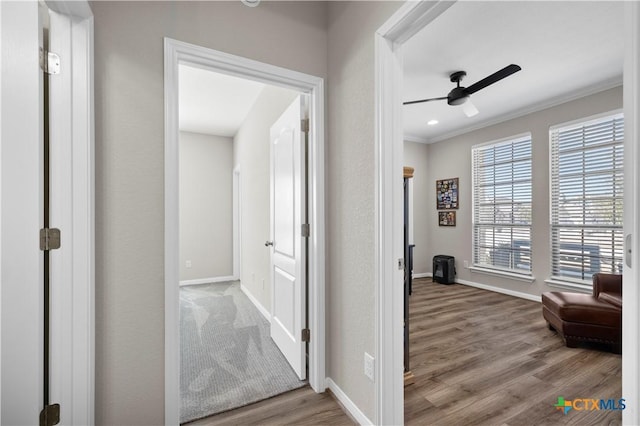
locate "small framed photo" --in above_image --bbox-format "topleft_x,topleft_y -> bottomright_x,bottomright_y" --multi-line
439,211 -> 456,227
436,177 -> 459,210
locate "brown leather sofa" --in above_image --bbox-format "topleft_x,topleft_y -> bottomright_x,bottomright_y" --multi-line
542,273 -> 622,353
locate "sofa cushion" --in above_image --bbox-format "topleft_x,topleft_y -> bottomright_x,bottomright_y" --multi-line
542,291 -> 621,328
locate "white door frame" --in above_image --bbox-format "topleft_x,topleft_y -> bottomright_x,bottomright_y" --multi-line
623,2 -> 640,424
163,38 -> 326,425
374,1 -> 640,425
1,1 -> 94,424
233,166 -> 241,281
47,4 -> 95,425
374,3 -> 454,423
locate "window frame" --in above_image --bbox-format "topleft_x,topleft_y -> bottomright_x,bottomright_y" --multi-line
471,132 -> 534,280
547,110 -> 624,289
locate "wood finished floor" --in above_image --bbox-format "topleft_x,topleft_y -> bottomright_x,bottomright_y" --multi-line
185,386 -> 355,426
187,278 -> 621,425
405,278 -> 622,426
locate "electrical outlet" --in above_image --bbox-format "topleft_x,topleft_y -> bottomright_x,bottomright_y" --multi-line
463,260 -> 469,268
364,352 -> 375,381
186,260 -> 192,268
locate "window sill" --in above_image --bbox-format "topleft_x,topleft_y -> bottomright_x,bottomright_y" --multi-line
544,278 -> 591,294
469,266 -> 535,283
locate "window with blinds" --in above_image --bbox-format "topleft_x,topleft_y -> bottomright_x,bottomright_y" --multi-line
550,112 -> 624,284
472,134 -> 532,276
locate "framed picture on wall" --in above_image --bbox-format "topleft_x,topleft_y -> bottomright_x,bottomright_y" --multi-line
436,177 -> 459,210
439,211 -> 456,226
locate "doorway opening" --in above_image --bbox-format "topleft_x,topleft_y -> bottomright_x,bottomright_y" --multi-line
177,65 -> 307,422
375,2 -> 639,425
164,38 -> 326,425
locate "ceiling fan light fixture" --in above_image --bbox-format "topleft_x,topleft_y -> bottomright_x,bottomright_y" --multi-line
462,100 -> 479,117
241,0 -> 260,7
403,64 -> 522,119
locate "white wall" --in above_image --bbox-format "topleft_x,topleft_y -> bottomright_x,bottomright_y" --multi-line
404,141 -> 430,275
423,86 -> 623,297
92,2 -> 327,423
327,1 -> 402,420
233,85 -> 298,312
179,131 -> 233,282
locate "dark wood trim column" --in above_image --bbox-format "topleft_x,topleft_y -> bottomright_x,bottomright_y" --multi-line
403,166 -> 415,386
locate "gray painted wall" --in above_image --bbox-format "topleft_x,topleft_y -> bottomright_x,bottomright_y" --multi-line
233,85 -> 299,313
92,2 -> 327,424
327,1 -> 402,419
422,86 -> 622,297
404,141 -> 431,275
179,131 -> 233,281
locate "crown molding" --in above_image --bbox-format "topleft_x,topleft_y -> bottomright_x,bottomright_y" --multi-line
403,134 -> 431,144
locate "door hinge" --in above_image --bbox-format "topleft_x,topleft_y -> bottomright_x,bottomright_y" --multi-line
301,118 -> 309,133
40,49 -> 60,75
301,223 -> 310,238
39,404 -> 60,426
40,228 -> 61,251
398,258 -> 405,270
302,328 -> 311,342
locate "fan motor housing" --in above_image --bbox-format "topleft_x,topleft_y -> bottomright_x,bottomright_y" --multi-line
447,87 -> 468,105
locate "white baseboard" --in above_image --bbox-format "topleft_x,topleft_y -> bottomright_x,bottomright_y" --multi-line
325,378 -> 373,426
455,278 -> 542,303
240,284 -> 271,322
413,272 -> 432,279
179,275 -> 236,286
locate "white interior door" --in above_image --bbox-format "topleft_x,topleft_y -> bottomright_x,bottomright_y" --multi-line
1,2 -> 44,423
269,96 -> 307,380
1,3 -> 94,424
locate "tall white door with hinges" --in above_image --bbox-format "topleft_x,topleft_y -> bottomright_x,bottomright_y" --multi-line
1,2 -> 94,424
1,2 -> 44,423
269,96 -> 307,380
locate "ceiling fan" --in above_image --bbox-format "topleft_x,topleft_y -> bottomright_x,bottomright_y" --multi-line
403,64 -> 522,118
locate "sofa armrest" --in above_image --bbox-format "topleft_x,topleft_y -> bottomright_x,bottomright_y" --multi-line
592,273 -> 622,298
599,291 -> 622,309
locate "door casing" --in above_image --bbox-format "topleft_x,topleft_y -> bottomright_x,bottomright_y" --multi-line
163,38 -> 326,426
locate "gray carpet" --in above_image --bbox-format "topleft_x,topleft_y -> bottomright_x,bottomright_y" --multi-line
180,281 -> 305,424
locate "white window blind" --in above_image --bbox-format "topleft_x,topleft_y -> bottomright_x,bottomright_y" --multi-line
550,112 -> 624,284
472,134 -> 532,275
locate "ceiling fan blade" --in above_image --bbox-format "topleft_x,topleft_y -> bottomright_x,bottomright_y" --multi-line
403,96 -> 447,106
462,99 -> 479,117
465,64 -> 521,95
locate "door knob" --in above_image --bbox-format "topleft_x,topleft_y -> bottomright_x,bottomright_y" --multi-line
265,240 -> 274,247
